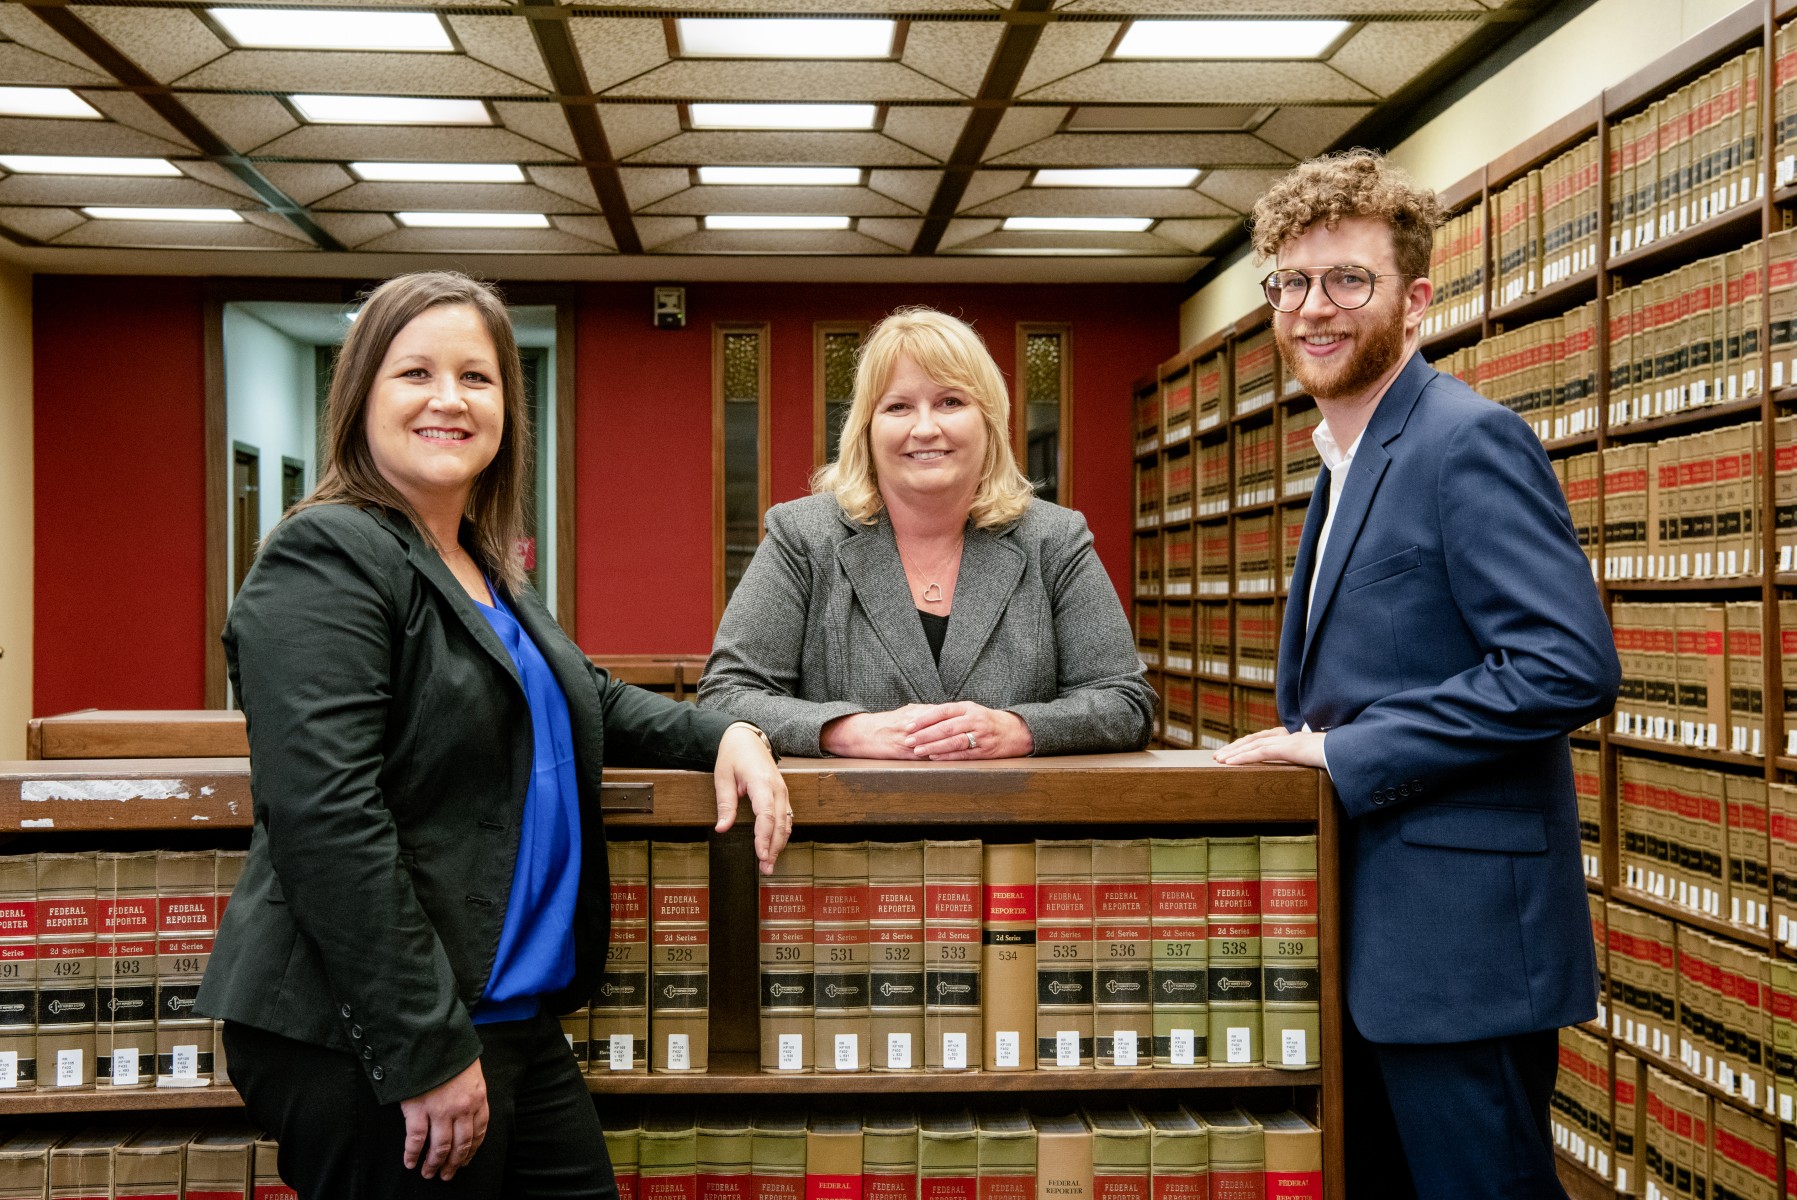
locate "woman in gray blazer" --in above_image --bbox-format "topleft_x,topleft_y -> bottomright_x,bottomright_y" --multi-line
700,307 -> 1153,759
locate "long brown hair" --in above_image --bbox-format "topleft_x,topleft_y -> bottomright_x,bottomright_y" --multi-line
292,271 -> 532,592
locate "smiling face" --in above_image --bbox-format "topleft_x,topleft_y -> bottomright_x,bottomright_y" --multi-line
363,302 -> 504,516
870,352 -> 989,514
1272,214 -> 1431,405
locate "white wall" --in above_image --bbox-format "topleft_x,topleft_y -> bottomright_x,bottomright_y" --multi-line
0,261 -> 30,756
223,305 -> 316,592
1180,0 -> 1753,349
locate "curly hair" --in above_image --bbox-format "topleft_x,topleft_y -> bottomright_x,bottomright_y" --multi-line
1249,149 -> 1443,279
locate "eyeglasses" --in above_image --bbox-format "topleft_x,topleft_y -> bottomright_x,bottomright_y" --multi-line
1261,265 -> 1408,312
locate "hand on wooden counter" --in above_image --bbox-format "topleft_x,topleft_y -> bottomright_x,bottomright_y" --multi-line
1212,726 -> 1326,769
713,722 -> 791,874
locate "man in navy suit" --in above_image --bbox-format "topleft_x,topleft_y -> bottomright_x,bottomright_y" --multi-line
1215,150 -> 1619,1198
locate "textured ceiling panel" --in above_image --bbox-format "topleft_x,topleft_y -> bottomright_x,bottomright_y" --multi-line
173,50 -> 548,95
527,166 -> 601,207
52,218 -> 316,250
643,185 -> 916,216
0,115 -> 189,156
1253,104 -> 1372,158
626,131 -> 934,167
238,210 -> 319,242
0,174 -> 250,209
1197,167 -> 1297,214
857,217 -> 923,250
900,22 -> 1004,97
1152,217 -> 1242,253
597,104 -> 683,158
1025,62 -> 1377,105
566,18 -> 669,93
604,61 -> 961,102
0,42 -> 107,86
83,92 -> 198,150
73,6 -> 229,83
939,217 -> 1000,249
620,167 -> 692,209
1013,23 -> 1117,97
965,186 -> 1233,219
252,126 -> 559,162
1058,0 -> 1486,9
867,169 -> 942,211
635,215 -> 698,249
176,161 -> 263,202
314,182 -> 597,213
179,93 -> 299,154
310,210 -> 397,248
0,206 -> 87,242
549,214 -> 617,249
492,101 -> 582,158
0,5 -> 106,75
983,107 -> 1066,159
958,169 -> 1028,210
881,108 -> 967,161
355,226 -> 614,253
991,132 -> 1292,168
578,0 -> 1004,10
943,228 -> 1183,253
254,162 -> 358,206
1326,20 -> 1481,98
648,227 -> 902,254
447,15 -> 556,91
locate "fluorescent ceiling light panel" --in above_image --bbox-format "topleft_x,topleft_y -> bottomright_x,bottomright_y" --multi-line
0,155 -> 181,177
83,206 -> 243,222
0,87 -> 101,119
291,95 -> 491,126
705,215 -> 852,230
1033,168 -> 1201,188
697,166 -> 861,186
689,103 -> 877,131
971,248 -> 1133,256
677,18 -> 894,59
350,161 -> 525,183
209,8 -> 452,52
1003,216 -> 1154,233
395,211 -> 551,228
1113,19 -> 1350,60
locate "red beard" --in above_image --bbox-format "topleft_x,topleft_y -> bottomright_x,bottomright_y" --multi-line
1275,296 -> 1407,402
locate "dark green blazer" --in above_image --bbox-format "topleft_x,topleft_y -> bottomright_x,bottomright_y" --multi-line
194,503 -> 735,1105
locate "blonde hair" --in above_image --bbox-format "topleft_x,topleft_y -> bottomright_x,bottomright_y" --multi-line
1249,149 -> 1443,279
813,307 -> 1034,528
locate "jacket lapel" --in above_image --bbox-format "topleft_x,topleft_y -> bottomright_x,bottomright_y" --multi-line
936,524 -> 1026,696
835,518 -> 944,702
376,510 -> 522,693
1278,482 -> 1328,724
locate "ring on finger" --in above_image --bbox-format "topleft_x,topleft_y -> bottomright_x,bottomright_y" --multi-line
965,732 -> 978,750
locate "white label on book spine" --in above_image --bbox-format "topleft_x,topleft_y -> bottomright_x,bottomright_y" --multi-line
608,1034 -> 633,1071
1169,1028 -> 1195,1066
941,1032 -> 967,1070
886,1032 -> 911,1070
665,1033 -> 690,1071
565,1033 -> 575,1049
0,1052 -> 14,1089
171,1044 -> 198,1081
55,1048 -> 82,1087
777,1033 -> 804,1071
1225,1026 -> 1251,1064
111,1046 -> 139,1086
834,1034 -> 858,1070
1782,1093 -> 1792,1122
1112,1030 -> 1138,1067
994,1031 -> 1020,1069
1055,1031 -> 1079,1067
1281,1029 -> 1307,1066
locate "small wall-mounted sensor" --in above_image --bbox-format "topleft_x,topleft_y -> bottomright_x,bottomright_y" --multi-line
654,286 -> 686,330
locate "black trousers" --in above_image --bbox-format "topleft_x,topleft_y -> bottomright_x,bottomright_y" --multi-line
1344,1011 -> 1567,1200
224,1012 -> 619,1200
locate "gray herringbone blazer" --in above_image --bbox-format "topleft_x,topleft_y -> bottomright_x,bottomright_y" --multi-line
699,493 -> 1155,757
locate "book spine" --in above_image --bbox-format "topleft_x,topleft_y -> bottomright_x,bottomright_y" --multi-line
155,849 -> 217,1088
606,1121 -> 642,1200
919,1118 -> 977,1200
0,853 -> 38,1091
97,851 -> 156,1089
1262,1121 -> 1322,1200
867,842 -> 924,1072
1090,840 -> 1151,1070
698,1123 -> 753,1200
751,1124 -> 808,1200
642,1124 -> 699,1200
596,840 -> 650,1074
982,844 -> 1037,1072
814,843 -> 870,1072
1150,838 -> 1207,1068
1035,840 -> 1093,1070
924,840 -> 982,1071
759,842 -> 814,1074
807,1122 -> 865,1200
36,853 -> 99,1093
1206,838 -> 1261,1068
650,841 -> 710,1073
1259,836 -> 1320,1070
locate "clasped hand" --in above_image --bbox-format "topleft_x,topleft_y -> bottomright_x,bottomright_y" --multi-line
822,702 -> 1033,760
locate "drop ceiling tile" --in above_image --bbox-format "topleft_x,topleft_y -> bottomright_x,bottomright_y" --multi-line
311,210 -> 398,248
493,101 -> 581,159
0,6 -> 106,75
177,162 -> 263,202
0,42 -> 107,87
597,105 -> 682,158
447,15 -> 555,91
966,186 -> 1233,219
984,108 -> 1066,159
1253,105 -> 1372,158
81,92 -> 198,150
1059,0 -> 1485,9
173,50 -> 548,95
620,167 -> 691,209
866,170 -> 941,211
959,170 -> 1028,210
314,182 -> 595,213
0,114 -> 189,156
604,61 -> 961,102
1196,167 -> 1292,214
549,214 -> 617,249
52,217 -> 317,251
881,108 -> 967,161
527,167 -> 600,208
252,125 -> 559,162
627,131 -> 935,167
942,228 -> 1187,254
238,210 -> 320,242
635,215 -> 698,249
1014,23 -> 1117,97
1327,21 -> 1481,98
939,217 -> 999,249
179,94 -> 299,154
643,185 -> 915,217
72,6 -> 229,83
1152,217 -> 1241,253
0,206 -> 87,242
567,18 -> 669,93
900,22 -> 1003,97
253,162 -> 358,206
1025,62 -> 1376,105
583,0 -> 1001,10
648,227 -> 902,254
355,226 -> 613,253
0,174 -> 253,209
990,132 -> 1291,168
857,217 -> 922,250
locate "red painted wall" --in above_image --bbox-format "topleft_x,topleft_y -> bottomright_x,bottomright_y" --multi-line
34,276 -> 208,715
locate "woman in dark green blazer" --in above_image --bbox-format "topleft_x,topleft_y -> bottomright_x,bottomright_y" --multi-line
195,272 -> 788,1199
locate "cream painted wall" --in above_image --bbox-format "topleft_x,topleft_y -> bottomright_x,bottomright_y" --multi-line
1180,0 -> 1752,349
0,261 -> 30,758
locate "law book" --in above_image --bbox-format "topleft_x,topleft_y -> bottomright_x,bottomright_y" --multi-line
1160,374 -> 1190,445
1259,1112 -> 1320,1200
1727,602 -> 1765,757
1777,420 -> 1797,574
650,841 -> 710,1073
561,1010 -> 591,1072
1587,892 -> 1610,1034
1032,1113 -> 1091,1200
185,1127 -> 259,1200
155,849 -> 216,1088
1776,959 -> 1797,1123
1726,772 -> 1771,932
0,1131 -> 59,1197
918,1112 -> 977,1200
96,850 -> 155,1089
1259,835 -> 1319,1071
0,854 -> 37,1091
1142,1108 -> 1206,1200
50,1129 -> 131,1200
1773,783 -> 1797,950
1675,604 -> 1726,752
597,840 -> 650,1074
1784,601 -> 1797,757
37,851 -> 99,1092
868,841 -> 923,1072
976,1112 -> 1035,1200
750,1115 -> 808,1200
1134,604 -> 1161,670
1711,1101 -> 1778,1200
1571,746 -> 1601,881
1069,842 -> 1142,1071
1149,838 -> 1206,1069
607,1114 -> 643,1200
699,1111 -> 753,1200
1164,528 -> 1192,597
1192,1110 -> 1262,1200
814,842 -> 870,1073
924,840 -> 981,1071
1034,840 -> 1093,1070
642,1113 -> 699,1200
115,1127 -> 198,1200
981,843 -> 1036,1073
1084,1109 -> 1148,1200
759,841 -> 813,1074
1614,1050 -> 1643,1195
253,1134 -> 298,1200
807,1115 -> 863,1200
1205,838 -> 1260,1068
1162,450 -> 1192,525
863,1112 -> 919,1200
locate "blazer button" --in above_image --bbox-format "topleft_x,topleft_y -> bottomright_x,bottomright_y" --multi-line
1372,791 -> 1386,806
340,1004 -> 353,1020
371,1066 -> 384,1082
1398,785 -> 1411,799
350,1024 -> 363,1040
362,1046 -> 375,1061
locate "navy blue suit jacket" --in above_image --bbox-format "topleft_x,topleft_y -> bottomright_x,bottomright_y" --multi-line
1278,352 -> 1620,1044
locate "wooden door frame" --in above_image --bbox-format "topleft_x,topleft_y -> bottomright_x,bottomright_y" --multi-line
813,320 -> 868,470
1014,322 -> 1073,506
713,322 -> 771,626
230,440 -> 261,597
